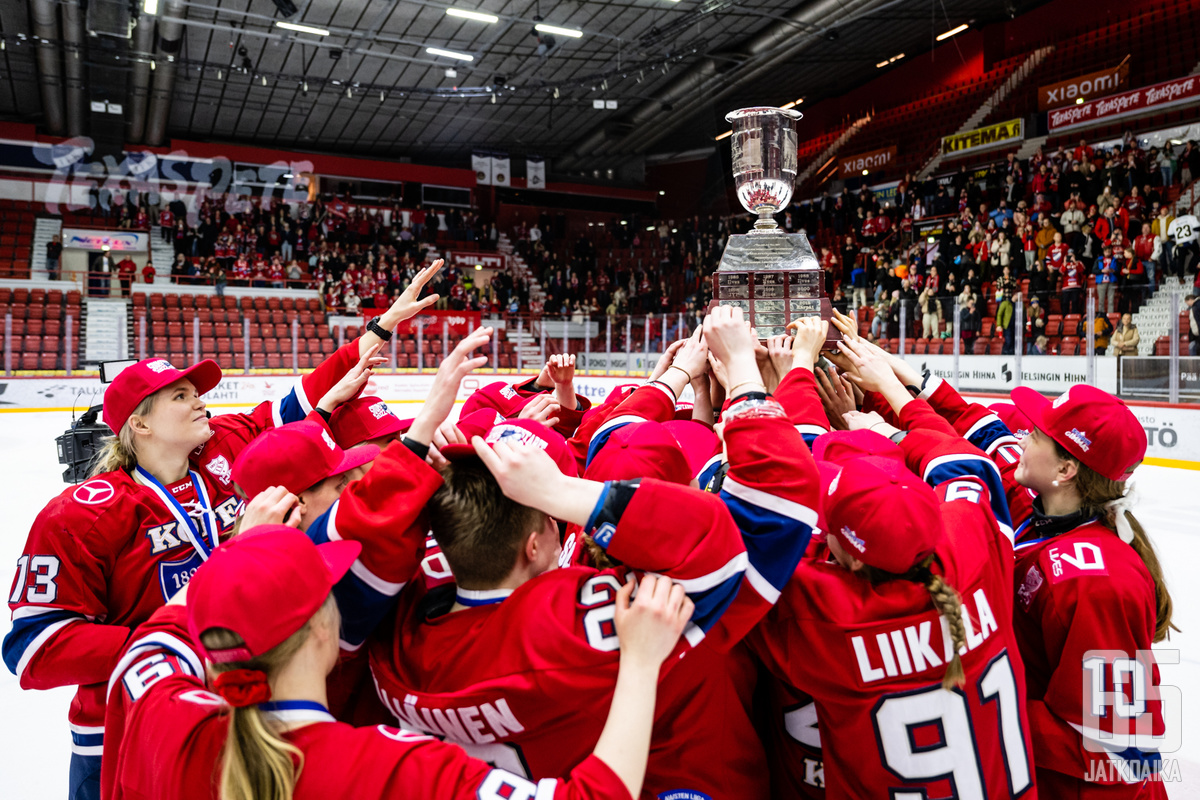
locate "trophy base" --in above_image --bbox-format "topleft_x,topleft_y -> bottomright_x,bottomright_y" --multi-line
713,230 -> 841,346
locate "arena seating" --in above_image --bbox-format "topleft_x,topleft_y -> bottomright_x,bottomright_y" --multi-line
0,286 -> 81,369
0,200 -> 36,279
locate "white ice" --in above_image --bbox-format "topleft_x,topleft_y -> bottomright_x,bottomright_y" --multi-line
1,409 -> 1198,798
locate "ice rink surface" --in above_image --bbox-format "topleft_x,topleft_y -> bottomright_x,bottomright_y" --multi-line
1,408 -> 1198,798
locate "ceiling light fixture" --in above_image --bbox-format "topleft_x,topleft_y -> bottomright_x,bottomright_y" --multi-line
143,0 -> 159,15
936,23 -> 969,41
534,23 -> 583,38
446,8 -> 499,23
275,21 -> 330,36
714,130 -> 732,141
876,53 -> 904,68
780,100 -> 797,110
427,47 -> 475,61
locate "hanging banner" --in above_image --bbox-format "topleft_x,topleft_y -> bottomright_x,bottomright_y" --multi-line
527,156 -> 546,190
472,153 -> 493,186
61,228 -> 148,251
838,145 -> 896,177
492,155 -> 511,187
1039,62 -> 1130,110
1048,74 -> 1200,133
941,118 -> 1024,156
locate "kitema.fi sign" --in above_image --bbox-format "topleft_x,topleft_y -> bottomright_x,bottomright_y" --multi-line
941,118 -> 1024,156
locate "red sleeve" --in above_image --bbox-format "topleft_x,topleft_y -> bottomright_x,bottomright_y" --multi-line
5,491 -> 135,689
569,383 -> 676,473
773,368 -> 831,438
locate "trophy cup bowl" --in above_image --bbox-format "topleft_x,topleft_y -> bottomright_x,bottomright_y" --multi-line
714,107 -> 840,346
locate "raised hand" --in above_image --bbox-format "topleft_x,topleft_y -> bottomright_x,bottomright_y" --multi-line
814,366 -> 856,430
318,343 -> 387,413
238,485 -> 301,531
547,353 -> 576,386
516,393 -> 562,429
387,259 -> 443,323
786,317 -> 830,371
842,409 -> 900,438
829,336 -> 903,395
407,327 -> 492,445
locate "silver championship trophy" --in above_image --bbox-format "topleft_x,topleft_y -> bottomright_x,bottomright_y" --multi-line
714,107 -> 839,345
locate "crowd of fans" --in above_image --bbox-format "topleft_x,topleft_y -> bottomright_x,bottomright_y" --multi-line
72,133 -> 1200,348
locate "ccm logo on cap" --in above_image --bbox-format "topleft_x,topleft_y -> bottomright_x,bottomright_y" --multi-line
321,430 -> 337,450
1065,428 -> 1092,451
147,360 -> 174,373
841,526 -> 867,553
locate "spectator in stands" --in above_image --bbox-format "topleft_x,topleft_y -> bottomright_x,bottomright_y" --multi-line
1153,205 -> 1176,276
45,235 -> 62,281
117,254 -> 137,297
1169,212 -> 1199,277
1026,295 -> 1045,341
1061,251 -> 1084,315
214,267 -> 227,297
1035,217 -> 1057,262
1120,246 -> 1148,313
1028,260 -> 1051,309
1180,141 -> 1199,186
850,261 -> 867,309
869,293 -> 892,339
344,288 -> 361,314
1096,185 -> 1118,215
995,291 -> 1015,355
1073,222 -> 1102,268
90,246 -> 114,297
1134,222 -> 1158,289
1045,231 -> 1070,274
918,285 -> 941,339
1110,313 -> 1140,356
959,297 -> 980,344
142,259 -> 155,285
989,231 -> 1012,276
1187,294 -> 1199,356
995,264 -> 1017,298
1092,312 -> 1113,356
1060,199 -> 1084,235
1029,334 -> 1050,355
1094,245 -> 1119,314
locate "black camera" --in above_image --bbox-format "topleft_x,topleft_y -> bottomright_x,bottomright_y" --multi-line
57,405 -> 111,484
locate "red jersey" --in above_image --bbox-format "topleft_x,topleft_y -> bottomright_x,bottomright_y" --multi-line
1063,263 -> 1083,290
101,605 -> 633,800
141,264 -> 155,283
747,405 -> 1035,800
4,343 -> 359,750
233,258 -> 250,280
1047,242 -> 1071,268
359,473 -> 812,800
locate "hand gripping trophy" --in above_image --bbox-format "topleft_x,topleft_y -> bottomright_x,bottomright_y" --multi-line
714,107 -> 839,344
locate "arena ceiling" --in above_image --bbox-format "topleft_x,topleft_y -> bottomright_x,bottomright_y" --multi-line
0,0 -> 1037,171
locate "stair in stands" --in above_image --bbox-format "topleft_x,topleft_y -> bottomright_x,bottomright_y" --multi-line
148,226 -> 176,283
29,218 -> 63,280
1131,276 -> 1190,356
795,113 -> 871,189
919,46 -> 1054,179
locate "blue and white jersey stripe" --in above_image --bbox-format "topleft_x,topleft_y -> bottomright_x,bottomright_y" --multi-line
2,607 -> 83,679
720,477 -> 817,605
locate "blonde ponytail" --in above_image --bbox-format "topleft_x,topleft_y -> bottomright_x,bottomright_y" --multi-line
199,595 -> 336,800
90,394 -> 158,476
860,554 -> 967,690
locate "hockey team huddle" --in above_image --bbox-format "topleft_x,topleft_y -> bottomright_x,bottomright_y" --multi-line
4,260 -> 1175,800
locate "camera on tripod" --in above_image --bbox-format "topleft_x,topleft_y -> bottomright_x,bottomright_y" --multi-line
55,359 -> 137,483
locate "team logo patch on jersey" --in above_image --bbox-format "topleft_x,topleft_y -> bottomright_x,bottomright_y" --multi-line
73,479 -> 115,505
840,526 -> 867,553
368,401 -> 392,420
658,791 -> 712,800
205,455 -> 233,485
1065,428 -> 1092,451
147,359 -> 174,373
1018,564 -> 1044,609
321,429 -> 337,450
486,424 -> 548,451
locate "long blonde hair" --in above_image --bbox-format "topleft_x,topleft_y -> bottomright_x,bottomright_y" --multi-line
90,394 -> 158,476
199,595 -> 336,800
1056,443 -> 1177,642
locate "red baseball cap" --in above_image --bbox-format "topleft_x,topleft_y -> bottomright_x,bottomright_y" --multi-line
662,420 -> 721,479
454,408 -> 508,440
1010,385 -> 1145,481
812,460 -> 842,539
813,429 -> 904,467
102,358 -> 222,433
825,456 -> 944,574
187,525 -> 360,664
442,418 -> 578,477
460,380 -> 536,419
585,421 -> 692,486
231,420 -> 379,499
988,402 -> 1031,440
329,396 -> 412,449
